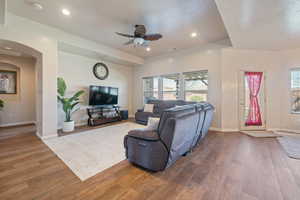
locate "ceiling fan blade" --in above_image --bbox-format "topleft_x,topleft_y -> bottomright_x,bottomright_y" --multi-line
143,34 -> 163,41
116,32 -> 135,38
124,39 -> 134,45
134,25 -> 146,37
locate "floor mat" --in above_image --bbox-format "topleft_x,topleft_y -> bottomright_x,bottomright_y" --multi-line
277,136 -> 300,159
240,131 -> 281,138
43,122 -> 145,181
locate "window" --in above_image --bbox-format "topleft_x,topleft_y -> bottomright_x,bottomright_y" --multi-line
143,77 -> 159,103
291,69 -> 300,113
183,70 -> 208,102
142,70 -> 208,103
162,74 -> 180,100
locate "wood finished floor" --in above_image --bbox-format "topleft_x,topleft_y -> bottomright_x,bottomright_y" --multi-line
1,128 -> 300,199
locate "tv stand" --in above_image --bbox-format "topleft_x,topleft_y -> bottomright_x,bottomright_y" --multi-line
87,105 -> 122,126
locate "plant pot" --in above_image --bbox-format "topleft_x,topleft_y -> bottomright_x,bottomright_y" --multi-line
63,121 -> 75,132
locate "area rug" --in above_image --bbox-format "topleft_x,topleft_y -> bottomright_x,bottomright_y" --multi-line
43,122 -> 145,181
277,136 -> 300,159
240,131 -> 281,138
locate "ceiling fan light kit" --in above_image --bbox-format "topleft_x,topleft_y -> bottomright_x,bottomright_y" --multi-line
116,25 -> 162,48
134,38 -> 145,46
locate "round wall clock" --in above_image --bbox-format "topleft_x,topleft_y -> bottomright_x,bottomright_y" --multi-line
93,63 -> 109,80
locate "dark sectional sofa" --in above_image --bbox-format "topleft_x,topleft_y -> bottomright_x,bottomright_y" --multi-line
135,99 -> 195,125
124,102 -> 214,171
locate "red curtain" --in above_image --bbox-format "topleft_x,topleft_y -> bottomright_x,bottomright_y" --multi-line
245,72 -> 263,126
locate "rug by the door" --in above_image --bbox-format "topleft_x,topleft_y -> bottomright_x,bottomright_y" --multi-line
43,122 -> 145,181
240,131 -> 281,138
277,136 -> 300,159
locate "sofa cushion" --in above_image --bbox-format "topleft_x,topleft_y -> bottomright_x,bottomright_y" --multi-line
158,105 -> 196,134
146,117 -> 160,131
144,104 -> 154,112
135,112 -> 159,123
128,129 -> 160,141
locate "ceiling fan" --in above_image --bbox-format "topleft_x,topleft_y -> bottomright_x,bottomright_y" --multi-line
116,25 -> 162,47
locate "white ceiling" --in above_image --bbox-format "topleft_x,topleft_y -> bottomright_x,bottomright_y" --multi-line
215,0 -> 300,50
7,0 -> 229,58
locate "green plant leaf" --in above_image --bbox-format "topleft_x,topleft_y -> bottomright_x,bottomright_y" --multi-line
57,95 -> 64,103
0,99 -> 4,109
57,78 -> 84,122
71,108 -> 80,115
70,102 -> 80,111
57,77 -> 66,97
69,90 -> 84,102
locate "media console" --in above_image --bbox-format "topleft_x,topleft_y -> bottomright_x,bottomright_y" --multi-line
87,105 -> 122,126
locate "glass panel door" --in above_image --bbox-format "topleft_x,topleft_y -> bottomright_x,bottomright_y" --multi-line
239,71 -> 266,130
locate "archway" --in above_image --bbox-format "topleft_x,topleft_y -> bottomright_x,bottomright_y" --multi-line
0,39 -> 47,138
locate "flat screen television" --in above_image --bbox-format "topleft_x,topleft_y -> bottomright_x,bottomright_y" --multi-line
89,85 -> 118,106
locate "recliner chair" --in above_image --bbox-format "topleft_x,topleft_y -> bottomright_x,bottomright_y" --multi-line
124,102 -> 214,171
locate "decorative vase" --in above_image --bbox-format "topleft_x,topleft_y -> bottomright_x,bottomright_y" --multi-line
63,121 -> 75,132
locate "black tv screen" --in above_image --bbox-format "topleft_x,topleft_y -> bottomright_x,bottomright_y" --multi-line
89,86 -> 118,106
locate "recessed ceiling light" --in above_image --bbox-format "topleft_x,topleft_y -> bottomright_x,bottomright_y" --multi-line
62,8 -> 71,16
32,2 -> 43,10
146,47 -> 151,52
190,32 -> 197,38
25,1 -> 43,10
3,47 -> 12,50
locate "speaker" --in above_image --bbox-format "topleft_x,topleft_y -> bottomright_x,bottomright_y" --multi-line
120,110 -> 128,120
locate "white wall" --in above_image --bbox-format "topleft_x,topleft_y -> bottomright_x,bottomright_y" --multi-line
0,0 -> 6,26
0,55 -> 36,126
133,44 -> 225,128
57,51 -> 134,128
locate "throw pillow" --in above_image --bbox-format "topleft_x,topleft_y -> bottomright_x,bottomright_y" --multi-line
144,104 -> 154,113
146,117 -> 160,131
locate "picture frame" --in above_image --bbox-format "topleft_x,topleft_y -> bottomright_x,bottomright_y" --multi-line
0,70 -> 17,94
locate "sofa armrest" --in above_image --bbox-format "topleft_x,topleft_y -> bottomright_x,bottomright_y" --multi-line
137,109 -> 144,112
128,129 -> 160,141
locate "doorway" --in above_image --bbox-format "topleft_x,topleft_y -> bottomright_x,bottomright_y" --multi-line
239,71 -> 266,131
0,39 -> 42,138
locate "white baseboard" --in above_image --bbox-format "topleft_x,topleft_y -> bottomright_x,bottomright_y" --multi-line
209,127 -> 221,132
209,127 -> 239,132
75,122 -> 88,127
0,121 -> 36,128
272,129 -> 300,134
37,133 -> 58,140
57,121 -> 88,130
210,127 -> 300,134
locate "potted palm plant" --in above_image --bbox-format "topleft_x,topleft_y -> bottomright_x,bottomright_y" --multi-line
57,77 -> 84,132
0,99 -> 4,110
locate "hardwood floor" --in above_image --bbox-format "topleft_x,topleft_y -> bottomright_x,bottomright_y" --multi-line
0,124 -> 36,140
0,128 -> 300,200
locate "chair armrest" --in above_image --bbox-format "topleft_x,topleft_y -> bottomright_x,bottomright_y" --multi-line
128,129 -> 160,141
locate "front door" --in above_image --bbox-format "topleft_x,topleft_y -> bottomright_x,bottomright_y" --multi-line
239,71 -> 266,130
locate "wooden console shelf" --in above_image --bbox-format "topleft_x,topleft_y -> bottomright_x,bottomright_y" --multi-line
87,106 -> 122,126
